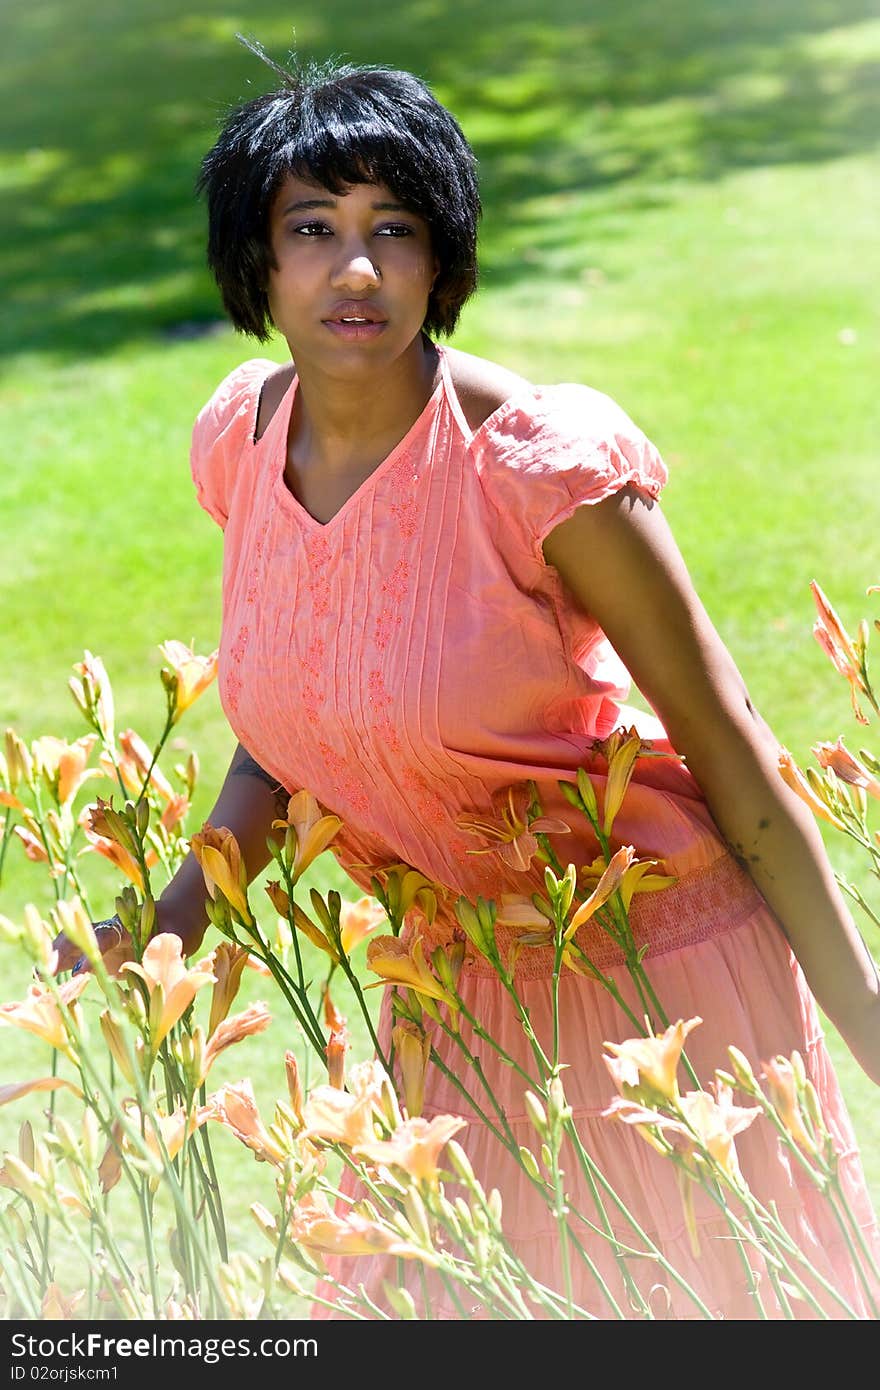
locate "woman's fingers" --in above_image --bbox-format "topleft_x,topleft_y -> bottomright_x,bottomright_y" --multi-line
51,922 -> 135,977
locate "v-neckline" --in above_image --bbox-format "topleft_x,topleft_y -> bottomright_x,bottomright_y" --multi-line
262,348 -> 448,532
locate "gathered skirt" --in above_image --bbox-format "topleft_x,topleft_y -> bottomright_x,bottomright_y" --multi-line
312,847 -> 880,1320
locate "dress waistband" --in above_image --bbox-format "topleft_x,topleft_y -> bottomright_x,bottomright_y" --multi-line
408,852 -> 767,982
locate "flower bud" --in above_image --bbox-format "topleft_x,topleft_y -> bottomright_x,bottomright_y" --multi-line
487,1187 -> 503,1225
382,1280 -> 417,1319
18,1122 -> 35,1170
518,1145 -> 540,1179
524,1091 -> 548,1140
404,1189 -> 433,1247
575,767 -> 599,823
446,1140 -> 476,1185
727,1046 -> 758,1093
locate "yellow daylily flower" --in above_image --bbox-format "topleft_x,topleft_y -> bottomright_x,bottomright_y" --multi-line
159,641 -> 219,723
284,1191 -> 431,1261
392,1021 -> 431,1118
0,977 -> 90,1058
366,935 -> 458,1008
603,1016 -> 703,1105
190,824 -> 252,922
120,933 -> 215,1049
354,1114 -> 467,1187
272,789 -> 343,879
564,845 -> 636,942
207,942 -> 251,1036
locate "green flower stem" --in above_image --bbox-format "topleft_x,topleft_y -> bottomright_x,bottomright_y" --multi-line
0,1209 -> 44,1317
767,1266 -> 796,1319
698,1177 -> 851,1319
446,995 -> 538,1087
824,1179 -> 880,1317
134,711 -> 175,807
0,806 -> 14,885
562,1118 -> 715,1317
334,948 -> 393,1081
838,878 -> 880,933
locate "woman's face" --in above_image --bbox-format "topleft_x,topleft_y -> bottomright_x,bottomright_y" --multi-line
266,173 -> 439,377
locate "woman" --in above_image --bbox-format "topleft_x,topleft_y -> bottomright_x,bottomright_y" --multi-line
57,57 -> 880,1318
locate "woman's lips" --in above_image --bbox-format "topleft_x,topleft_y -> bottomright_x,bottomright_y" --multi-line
322,317 -> 387,340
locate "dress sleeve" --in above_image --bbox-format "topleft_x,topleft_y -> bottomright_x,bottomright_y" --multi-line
190,358 -> 276,529
473,383 -> 668,564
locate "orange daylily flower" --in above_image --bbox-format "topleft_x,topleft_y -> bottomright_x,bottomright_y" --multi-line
496,895 -> 554,930
206,942 -> 251,1036
120,933 -> 216,1049
812,736 -> 880,801
761,1054 -> 817,1154
159,794 -> 190,835
272,789 -> 343,879
208,1080 -> 287,1166
354,1113 -> 467,1186
118,728 -> 174,801
79,829 -> 147,890
564,844 -> 636,941
0,977 -> 90,1057
13,824 -> 49,863
69,650 -> 115,744
32,735 -> 99,808
190,824 -> 252,922
339,896 -> 385,953
603,1017 -> 703,1105
324,993 -> 349,1089
159,641 -> 219,723
302,1060 -> 392,1149
597,729 -> 644,835
392,1021 -> 431,1118
0,1077 -> 82,1107
456,785 -> 570,872
98,1119 -> 125,1194
579,854 -> 677,909
127,1101 -> 212,1167
285,1050 -> 304,1124
778,748 -> 847,830
285,1190 -> 431,1261
366,934 -> 458,1008
201,1002 -> 271,1082
40,1284 -> 85,1321
810,580 -> 869,725
604,1081 -> 761,1188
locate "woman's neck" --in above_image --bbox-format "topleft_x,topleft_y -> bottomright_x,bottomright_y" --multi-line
289,336 -> 439,476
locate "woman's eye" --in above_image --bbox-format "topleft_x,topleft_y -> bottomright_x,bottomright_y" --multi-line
375,223 -> 414,237
293,221 -> 331,237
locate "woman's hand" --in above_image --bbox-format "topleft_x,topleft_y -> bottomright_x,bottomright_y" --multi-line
51,915 -> 135,977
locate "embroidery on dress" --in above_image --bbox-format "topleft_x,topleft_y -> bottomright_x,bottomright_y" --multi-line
387,448 -> 421,538
318,740 -> 370,814
367,669 -> 401,753
374,558 -> 410,651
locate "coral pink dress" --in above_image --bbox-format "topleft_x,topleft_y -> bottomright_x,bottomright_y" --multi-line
191,347 -> 879,1319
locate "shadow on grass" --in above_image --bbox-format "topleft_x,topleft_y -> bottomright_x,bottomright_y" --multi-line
2,0 -> 878,363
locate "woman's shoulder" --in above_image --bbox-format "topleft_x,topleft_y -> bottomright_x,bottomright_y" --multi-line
443,346 -> 533,434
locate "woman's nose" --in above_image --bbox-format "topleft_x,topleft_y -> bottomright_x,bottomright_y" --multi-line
330,244 -> 381,292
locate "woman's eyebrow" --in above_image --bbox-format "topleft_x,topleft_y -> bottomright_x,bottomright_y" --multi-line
279,197 -> 411,214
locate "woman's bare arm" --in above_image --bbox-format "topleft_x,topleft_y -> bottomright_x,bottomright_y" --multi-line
52,741 -> 287,971
543,484 -> 880,1085
155,741 -> 289,953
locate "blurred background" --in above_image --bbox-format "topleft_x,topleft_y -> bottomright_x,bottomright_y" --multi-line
1,0 -> 879,1213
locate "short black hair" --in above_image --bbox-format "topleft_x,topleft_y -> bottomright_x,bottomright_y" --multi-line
197,52 -> 481,340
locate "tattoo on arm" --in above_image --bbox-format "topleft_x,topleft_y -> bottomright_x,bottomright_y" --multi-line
231,749 -> 290,818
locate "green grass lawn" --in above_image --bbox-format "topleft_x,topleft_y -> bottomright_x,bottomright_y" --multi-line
1,0 -> 879,1310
